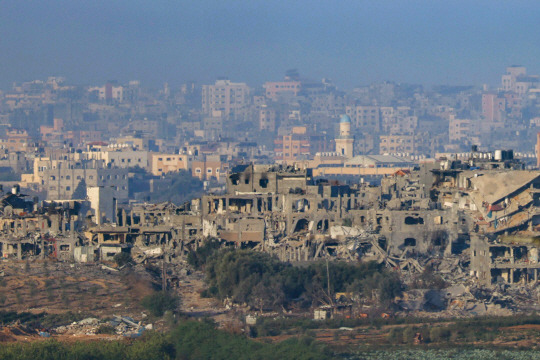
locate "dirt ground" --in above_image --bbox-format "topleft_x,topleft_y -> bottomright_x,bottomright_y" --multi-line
0,260 -> 155,318
176,271 -> 230,325
0,259 -> 238,343
1,261 -> 540,351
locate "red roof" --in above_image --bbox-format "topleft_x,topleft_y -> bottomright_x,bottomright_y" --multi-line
394,169 -> 411,176
488,204 -> 504,212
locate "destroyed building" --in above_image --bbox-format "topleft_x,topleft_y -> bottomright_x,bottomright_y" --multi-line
4,147 -> 540,311
195,163 -> 468,261
0,185 -> 87,261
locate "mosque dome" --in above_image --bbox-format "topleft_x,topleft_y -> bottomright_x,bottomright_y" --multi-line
339,115 -> 351,123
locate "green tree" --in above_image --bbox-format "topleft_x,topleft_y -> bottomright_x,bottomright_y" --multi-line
187,239 -> 222,269
141,291 -> 181,317
148,170 -> 204,205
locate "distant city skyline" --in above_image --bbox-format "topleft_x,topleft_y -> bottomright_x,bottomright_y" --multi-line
1,1 -> 540,89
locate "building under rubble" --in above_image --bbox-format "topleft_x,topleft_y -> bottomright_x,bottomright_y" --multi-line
3,148 -> 540,293
197,163 -> 466,262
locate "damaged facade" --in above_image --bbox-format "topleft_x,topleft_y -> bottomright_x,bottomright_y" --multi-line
3,148 -> 540,315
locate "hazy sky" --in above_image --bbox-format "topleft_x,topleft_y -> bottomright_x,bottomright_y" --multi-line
1,1 -> 539,89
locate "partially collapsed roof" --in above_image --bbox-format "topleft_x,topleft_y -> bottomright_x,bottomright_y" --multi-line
469,170 -> 540,204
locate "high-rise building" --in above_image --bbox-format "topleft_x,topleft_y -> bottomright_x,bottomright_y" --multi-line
201,80 -> 250,118
274,126 -> 311,163
259,105 -> 276,132
345,105 -> 380,131
482,93 -> 506,123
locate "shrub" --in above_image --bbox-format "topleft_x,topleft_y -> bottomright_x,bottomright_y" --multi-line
387,327 -> 403,344
141,291 -> 180,317
403,326 -> 415,344
187,239 -> 222,269
113,252 -> 132,267
96,324 -> 116,334
430,327 -> 442,343
204,249 -> 400,311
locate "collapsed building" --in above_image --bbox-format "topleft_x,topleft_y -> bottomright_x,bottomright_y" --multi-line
198,163 -> 465,262
3,148 -> 540,300
0,185 -> 87,261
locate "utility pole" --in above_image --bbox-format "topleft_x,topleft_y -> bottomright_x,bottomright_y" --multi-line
326,258 -> 332,305
162,241 -> 167,292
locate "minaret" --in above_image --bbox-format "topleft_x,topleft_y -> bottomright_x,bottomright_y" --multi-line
335,114 -> 354,158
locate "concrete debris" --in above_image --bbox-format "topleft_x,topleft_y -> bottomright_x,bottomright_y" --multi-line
2,157 -> 540,318
52,316 -> 146,337
329,226 -> 363,239
78,318 -> 100,326
101,265 -> 119,272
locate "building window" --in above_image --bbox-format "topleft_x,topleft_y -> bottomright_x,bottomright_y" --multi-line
66,186 -> 71,191
195,168 -> 201,174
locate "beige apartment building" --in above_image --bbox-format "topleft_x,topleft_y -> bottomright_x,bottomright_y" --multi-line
0,129 -> 32,152
449,115 -> 476,143
345,105 -> 380,130
263,80 -> 301,101
150,153 -> 192,176
192,156 -> 228,182
202,80 -> 250,118
85,147 -> 149,169
23,157 -> 129,201
259,105 -> 276,132
379,134 -> 416,154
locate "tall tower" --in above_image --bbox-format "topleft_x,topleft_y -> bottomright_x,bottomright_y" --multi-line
335,115 -> 354,158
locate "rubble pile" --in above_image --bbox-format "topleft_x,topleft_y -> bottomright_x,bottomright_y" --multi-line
0,315 -> 152,341
3,154 -> 540,321
53,316 -> 150,337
